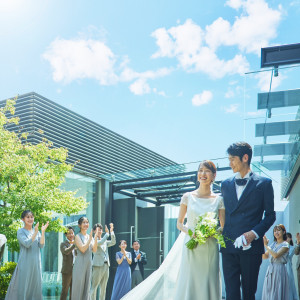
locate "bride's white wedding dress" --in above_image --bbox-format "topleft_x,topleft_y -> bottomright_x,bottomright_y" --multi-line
121,192 -> 224,300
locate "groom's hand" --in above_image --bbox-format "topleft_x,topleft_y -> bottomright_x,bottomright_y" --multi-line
243,231 -> 256,245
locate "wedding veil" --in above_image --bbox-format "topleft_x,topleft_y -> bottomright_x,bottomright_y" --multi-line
121,232 -> 186,300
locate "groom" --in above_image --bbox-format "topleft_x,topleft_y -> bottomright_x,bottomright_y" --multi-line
221,142 -> 276,300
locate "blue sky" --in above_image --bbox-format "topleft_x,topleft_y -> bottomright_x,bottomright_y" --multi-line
0,0 -> 299,178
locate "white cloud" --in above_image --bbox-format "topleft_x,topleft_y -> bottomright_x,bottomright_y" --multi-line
129,78 -> 151,95
217,0 -> 282,54
157,90 -> 167,97
43,34 -> 173,96
43,38 -> 118,85
153,88 -> 167,97
191,91 -> 213,106
226,0 -> 243,9
151,19 -> 249,79
224,103 -> 239,113
151,0 -> 282,79
152,19 -> 204,60
120,66 -> 172,82
225,89 -> 235,98
255,71 -> 284,91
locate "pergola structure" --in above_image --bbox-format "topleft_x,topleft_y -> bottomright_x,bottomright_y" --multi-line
110,166 -> 231,206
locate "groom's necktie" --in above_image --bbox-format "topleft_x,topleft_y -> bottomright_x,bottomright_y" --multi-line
235,172 -> 253,186
235,178 -> 248,186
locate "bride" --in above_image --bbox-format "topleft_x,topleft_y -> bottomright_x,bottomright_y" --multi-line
121,160 -> 225,300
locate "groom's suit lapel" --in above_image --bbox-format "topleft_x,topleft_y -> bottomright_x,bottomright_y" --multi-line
232,175 -> 256,212
228,178 -> 238,211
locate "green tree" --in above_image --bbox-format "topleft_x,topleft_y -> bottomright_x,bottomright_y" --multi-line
0,98 -> 87,260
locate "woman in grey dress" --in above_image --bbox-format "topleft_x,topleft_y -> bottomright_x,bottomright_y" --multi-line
262,224 -> 290,300
286,233 -> 299,300
5,210 -> 49,300
71,217 -> 99,300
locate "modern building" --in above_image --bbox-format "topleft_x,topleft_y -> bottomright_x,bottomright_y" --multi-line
1,92 -> 183,299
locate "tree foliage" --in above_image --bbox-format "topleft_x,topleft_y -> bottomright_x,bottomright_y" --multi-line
0,99 -> 87,253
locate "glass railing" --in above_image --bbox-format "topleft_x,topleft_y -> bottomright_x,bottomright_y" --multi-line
243,65 -> 300,203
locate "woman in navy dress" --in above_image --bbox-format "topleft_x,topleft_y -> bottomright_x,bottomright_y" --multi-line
111,240 -> 132,300
5,210 -> 49,300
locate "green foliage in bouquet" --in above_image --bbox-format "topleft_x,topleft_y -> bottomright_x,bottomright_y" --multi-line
186,212 -> 226,250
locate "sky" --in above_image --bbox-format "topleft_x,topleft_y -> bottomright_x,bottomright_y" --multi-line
0,0 -> 299,205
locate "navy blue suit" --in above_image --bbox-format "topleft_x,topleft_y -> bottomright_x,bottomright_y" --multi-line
221,173 -> 276,300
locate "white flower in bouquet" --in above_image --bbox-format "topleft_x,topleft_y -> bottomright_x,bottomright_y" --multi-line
186,212 -> 225,250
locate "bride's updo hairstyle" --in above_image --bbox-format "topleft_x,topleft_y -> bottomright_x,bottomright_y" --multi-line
198,160 -> 217,175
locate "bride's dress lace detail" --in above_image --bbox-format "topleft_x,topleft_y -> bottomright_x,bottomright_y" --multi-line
121,193 -> 224,300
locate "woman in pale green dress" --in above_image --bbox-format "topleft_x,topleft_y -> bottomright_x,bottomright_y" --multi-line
5,210 -> 49,300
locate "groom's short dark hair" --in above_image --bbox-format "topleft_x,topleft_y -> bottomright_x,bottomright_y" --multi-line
227,142 -> 252,165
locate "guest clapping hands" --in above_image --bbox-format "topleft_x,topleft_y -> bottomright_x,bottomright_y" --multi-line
111,240 -> 132,300
262,224 -> 290,300
72,217 -> 98,300
5,210 -> 49,300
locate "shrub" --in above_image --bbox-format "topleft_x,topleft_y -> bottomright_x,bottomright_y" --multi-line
0,262 -> 17,299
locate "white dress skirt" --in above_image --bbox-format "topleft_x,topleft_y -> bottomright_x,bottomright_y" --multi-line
121,193 -> 224,300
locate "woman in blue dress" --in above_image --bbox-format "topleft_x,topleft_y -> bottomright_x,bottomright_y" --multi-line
5,210 -> 49,300
111,240 -> 132,300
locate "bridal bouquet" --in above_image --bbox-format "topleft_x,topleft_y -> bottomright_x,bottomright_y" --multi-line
186,212 -> 226,249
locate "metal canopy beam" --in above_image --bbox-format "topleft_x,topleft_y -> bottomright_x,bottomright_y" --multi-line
258,89 -> 300,110
136,186 -> 195,198
261,160 -> 290,171
133,183 -> 196,192
114,175 -> 196,191
256,120 -> 300,137
111,171 -> 197,185
117,190 -> 157,204
158,199 -> 182,205
254,142 -> 300,156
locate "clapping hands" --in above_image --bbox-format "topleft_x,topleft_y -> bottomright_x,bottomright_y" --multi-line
296,233 -> 300,245
34,222 -> 39,234
263,235 -> 269,246
41,221 -> 49,233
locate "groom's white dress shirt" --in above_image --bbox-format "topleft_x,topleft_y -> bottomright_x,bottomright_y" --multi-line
235,171 -> 251,200
235,171 -> 259,239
